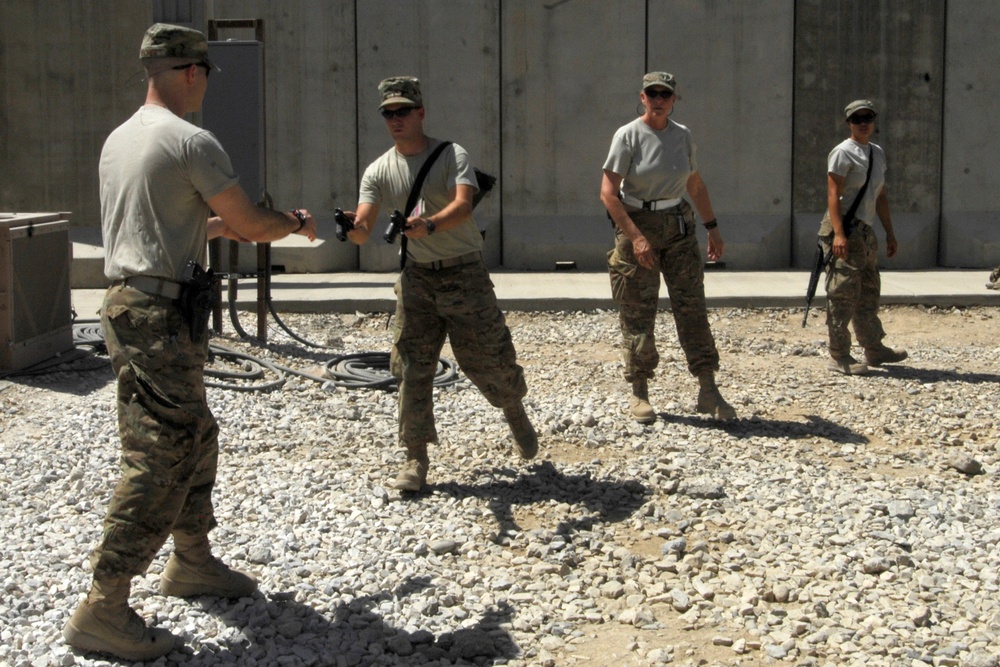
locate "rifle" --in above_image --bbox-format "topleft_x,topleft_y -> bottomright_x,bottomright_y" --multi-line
802,145 -> 874,327
802,241 -> 836,327
333,208 -> 354,242
383,209 -> 408,244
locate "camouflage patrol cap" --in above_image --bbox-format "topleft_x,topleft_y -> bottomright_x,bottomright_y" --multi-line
140,23 -> 218,70
642,72 -> 676,92
844,99 -> 878,118
378,76 -> 422,109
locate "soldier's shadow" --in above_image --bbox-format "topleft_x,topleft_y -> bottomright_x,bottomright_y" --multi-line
187,581 -> 517,665
656,412 -> 868,445
870,365 -> 1000,385
430,460 -> 650,539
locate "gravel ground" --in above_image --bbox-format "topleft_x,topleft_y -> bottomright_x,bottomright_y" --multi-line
1,305 -> 998,667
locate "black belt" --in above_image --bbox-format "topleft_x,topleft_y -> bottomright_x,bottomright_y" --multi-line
408,251 -> 482,270
115,276 -> 183,299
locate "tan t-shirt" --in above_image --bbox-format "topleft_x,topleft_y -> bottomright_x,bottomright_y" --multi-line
359,138 -> 481,263
603,117 -> 698,202
100,105 -> 238,282
818,137 -> 887,235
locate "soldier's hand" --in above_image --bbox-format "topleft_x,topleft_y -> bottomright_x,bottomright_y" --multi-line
403,216 -> 434,239
632,235 -> 655,269
832,232 -> 848,259
291,208 -> 318,242
885,233 -> 898,259
706,228 -> 724,261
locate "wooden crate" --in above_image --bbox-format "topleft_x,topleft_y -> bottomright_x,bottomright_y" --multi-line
0,212 -> 75,371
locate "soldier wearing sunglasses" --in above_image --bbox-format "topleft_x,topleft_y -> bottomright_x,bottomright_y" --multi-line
819,99 -> 906,375
601,71 -> 737,424
63,23 -> 317,662
342,76 -> 536,492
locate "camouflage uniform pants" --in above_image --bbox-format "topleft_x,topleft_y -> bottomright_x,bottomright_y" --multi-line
822,223 -> 886,358
90,284 -> 219,579
607,201 -> 719,382
391,261 -> 527,447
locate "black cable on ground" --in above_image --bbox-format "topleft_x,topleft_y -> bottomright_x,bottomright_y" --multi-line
322,352 -> 461,390
205,345 -> 286,392
1,318 -> 462,393
266,299 -> 330,349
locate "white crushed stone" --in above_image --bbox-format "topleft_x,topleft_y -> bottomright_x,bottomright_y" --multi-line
0,305 -> 997,666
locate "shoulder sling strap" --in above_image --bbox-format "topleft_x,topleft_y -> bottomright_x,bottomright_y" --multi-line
841,145 -> 874,237
399,141 -> 453,270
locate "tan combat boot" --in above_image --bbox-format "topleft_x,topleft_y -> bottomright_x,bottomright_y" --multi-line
696,373 -> 737,420
394,442 -> 429,492
160,533 -> 257,599
64,576 -> 178,661
503,402 -> 538,459
629,378 -> 656,424
863,346 -> 908,367
829,355 -> 870,375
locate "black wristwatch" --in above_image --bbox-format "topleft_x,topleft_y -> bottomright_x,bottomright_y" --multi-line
289,209 -> 307,232
426,220 -> 436,235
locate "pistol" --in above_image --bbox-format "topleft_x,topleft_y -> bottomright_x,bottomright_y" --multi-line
180,261 -> 215,342
383,209 -> 408,244
333,208 -> 354,242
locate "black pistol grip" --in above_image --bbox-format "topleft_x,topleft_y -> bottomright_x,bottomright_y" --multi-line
333,208 -> 353,242
384,210 -> 407,244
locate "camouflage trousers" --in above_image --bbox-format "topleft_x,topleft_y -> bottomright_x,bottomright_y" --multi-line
391,261 -> 527,447
822,223 -> 887,358
607,201 -> 720,382
90,284 -> 219,579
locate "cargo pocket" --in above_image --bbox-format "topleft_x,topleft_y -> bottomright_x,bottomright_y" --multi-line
608,248 -> 637,304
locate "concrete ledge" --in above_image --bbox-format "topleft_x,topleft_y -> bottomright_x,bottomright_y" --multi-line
68,269 -> 1000,320
69,227 -> 109,289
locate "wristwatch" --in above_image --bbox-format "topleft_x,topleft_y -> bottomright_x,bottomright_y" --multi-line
426,220 -> 436,235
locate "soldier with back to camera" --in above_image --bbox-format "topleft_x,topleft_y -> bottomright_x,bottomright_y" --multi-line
63,23 -> 317,661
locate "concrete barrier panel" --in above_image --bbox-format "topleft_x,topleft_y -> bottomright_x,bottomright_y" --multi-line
940,0 -> 1000,268
501,0 -> 645,270
792,0 -> 944,268
503,214 -> 613,272
649,0 -> 794,271
0,2 -> 148,228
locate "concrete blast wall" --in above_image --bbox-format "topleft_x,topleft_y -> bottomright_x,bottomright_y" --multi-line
1,0 -> 997,275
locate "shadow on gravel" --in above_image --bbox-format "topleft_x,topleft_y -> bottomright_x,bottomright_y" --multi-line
872,365 -> 1000,385
0,352 -> 114,396
190,586 -> 518,665
433,460 -> 649,537
657,413 -> 868,445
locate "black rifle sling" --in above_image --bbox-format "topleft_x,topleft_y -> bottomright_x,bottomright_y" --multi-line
841,145 -> 874,237
399,141 -> 453,270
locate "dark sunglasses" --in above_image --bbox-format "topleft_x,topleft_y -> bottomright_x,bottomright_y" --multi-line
381,107 -> 416,119
849,113 -> 875,124
172,62 -> 211,78
644,88 -> 674,99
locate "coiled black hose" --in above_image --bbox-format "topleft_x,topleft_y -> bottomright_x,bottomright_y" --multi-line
37,321 -> 462,393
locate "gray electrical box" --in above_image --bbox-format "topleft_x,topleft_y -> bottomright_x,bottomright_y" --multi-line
202,40 -> 266,273
203,40 -> 265,203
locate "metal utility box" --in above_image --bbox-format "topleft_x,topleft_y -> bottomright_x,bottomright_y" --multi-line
0,212 -> 75,371
203,40 -> 266,274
